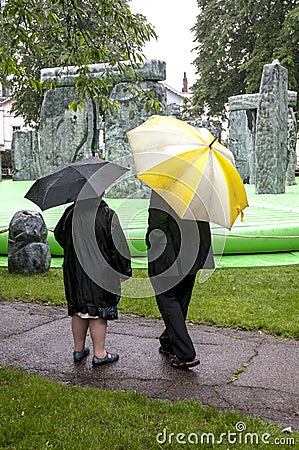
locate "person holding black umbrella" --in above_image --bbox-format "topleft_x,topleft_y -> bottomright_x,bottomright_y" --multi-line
25,157 -> 132,367
54,197 -> 132,366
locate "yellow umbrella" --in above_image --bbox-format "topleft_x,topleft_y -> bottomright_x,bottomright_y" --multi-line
127,115 -> 248,229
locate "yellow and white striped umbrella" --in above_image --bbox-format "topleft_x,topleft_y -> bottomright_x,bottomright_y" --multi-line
127,115 -> 248,229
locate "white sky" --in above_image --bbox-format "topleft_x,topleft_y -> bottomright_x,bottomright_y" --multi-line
129,0 -> 198,92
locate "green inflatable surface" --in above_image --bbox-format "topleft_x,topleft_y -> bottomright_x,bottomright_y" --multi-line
1,179 -> 299,268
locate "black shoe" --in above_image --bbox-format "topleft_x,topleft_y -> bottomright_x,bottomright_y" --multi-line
92,351 -> 119,366
171,356 -> 200,369
73,347 -> 90,362
159,346 -> 175,358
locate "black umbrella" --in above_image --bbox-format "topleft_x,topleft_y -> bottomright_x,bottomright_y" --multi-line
25,157 -> 128,210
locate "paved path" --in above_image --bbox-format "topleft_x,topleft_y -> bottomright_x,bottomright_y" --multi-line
0,301 -> 298,430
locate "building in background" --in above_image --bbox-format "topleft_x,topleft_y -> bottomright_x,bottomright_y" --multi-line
0,84 -> 26,178
0,84 -> 25,151
162,72 -> 192,106
161,72 -> 192,119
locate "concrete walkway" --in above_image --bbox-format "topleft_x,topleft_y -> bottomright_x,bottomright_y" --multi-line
0,300 -> 298,430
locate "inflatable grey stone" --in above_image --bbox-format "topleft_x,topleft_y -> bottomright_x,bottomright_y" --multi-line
8,210 -> 51,274
12,129 -> 40,181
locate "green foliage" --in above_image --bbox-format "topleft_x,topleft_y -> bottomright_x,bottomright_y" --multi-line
1,366 -> 297,449
191,0 -> 298,118
274,5 -> 299,90
0,0 -> 159,126
240,0 -> 298,94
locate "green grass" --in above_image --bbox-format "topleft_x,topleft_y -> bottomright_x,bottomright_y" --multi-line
1,266 -> 298,338
0,267 -> 298,447
0,268 -> 66,305
0,366 -> 297,450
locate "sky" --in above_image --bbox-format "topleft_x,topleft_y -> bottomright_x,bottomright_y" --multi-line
129,0 -> 198,92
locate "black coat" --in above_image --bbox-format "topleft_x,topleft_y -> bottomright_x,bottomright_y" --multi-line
54,200 -> 132,316
146,191 -> 214,278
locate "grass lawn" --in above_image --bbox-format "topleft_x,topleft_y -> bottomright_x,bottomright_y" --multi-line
0,366 -> 298,450
0,266 -> 298,338
1,266 -> 298,448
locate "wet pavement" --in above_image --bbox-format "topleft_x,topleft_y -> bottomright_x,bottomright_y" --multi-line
0,300 -> 298,430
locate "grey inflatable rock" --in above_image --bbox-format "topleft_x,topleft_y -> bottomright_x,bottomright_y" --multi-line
11,129 -> 40,181
8,210 -> 51,274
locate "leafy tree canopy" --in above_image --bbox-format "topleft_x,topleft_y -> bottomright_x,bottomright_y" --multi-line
191,0 -> 298,119
0,0 -> 158,126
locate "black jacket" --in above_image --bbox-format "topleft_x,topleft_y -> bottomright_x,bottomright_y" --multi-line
146,191 -> 214,277
54,200 -> 132,316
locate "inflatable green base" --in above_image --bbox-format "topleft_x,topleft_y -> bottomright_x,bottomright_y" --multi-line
1,180 -> 299,268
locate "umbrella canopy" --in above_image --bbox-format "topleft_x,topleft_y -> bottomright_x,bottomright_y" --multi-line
127,115 -> 248,229
25,157 -> 128,210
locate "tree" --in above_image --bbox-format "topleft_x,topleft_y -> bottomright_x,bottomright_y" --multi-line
273,4 -> 299,91
191,0 -> 298,119
0,0 -> 158,126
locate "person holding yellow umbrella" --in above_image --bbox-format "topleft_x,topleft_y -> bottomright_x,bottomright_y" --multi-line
127,115 -> 248,369
146,190 -> 214,368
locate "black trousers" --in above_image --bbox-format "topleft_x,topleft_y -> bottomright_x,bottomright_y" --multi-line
152,274 -> 197,361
